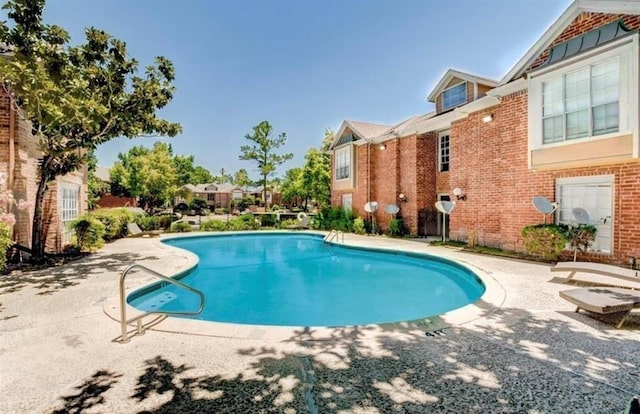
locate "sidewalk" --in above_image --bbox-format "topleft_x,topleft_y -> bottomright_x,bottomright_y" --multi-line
1,233 -> 638,413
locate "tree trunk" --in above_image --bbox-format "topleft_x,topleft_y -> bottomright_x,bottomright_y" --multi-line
263,173 -> 268,209
31,160 -> 53,260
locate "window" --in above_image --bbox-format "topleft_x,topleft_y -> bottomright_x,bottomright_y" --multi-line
207,193 -> 215,201
232,190 -> 243,200
341,193 -> 353,212
442,82 -> 467,110
542,58 -> 619,143
438,131 -> 450,172
528,36 -> 637,154
556,175 -> 613,254
334,146 -> 351,180
60,184 -> 79,246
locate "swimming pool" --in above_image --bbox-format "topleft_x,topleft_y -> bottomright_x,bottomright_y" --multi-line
128,233 -> 485,327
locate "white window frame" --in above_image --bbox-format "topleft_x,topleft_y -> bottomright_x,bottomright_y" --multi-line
438,130 -> 450,172
60,183 -> 80,246
528,36 -> 639,164
334,145 -> 352,181
442,82 -> 467,110
555,175 -> 614,254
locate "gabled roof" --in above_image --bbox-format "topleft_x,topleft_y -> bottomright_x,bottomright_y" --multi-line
331,120 -> 393,149
500,0 -> 640,84
427,69 -> 498,102
94,166 -> 111,182
182,183 -> 242,193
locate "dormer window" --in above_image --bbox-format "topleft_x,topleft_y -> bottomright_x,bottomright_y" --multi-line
442,82 -> 467,110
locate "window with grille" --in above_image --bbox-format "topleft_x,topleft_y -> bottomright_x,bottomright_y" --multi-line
542,57 -> 619,144
442,82 -> 467,110
438,132 -> 450,172
60,184 -> 79,246
334,146 -> 351,180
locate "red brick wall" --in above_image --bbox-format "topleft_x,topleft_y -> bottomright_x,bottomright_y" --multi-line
97,195 -> 138,208
0,90 -> 87,253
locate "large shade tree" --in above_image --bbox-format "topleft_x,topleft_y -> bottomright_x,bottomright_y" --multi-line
0,0 -> 181,257
239,121 -> 292,207
110,142 -> 178,211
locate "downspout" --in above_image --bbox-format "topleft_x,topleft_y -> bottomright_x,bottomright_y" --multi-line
8,103 -> 15,188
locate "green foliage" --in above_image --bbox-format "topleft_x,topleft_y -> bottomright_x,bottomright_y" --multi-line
281,167 -> 305,206
200,220 -> 229,231
232,169 -> 252,189
259,213 -> 278,227
521,224 -> 568,261
279,218 -> 299,229
315,207 -> 355,232
86,149 -> 109,210
353,217 -> 366,235
0,0 -> 181,257
387,219 -> 407,237
189,197 -> 208,212
135,215 -> 175,231
70,215 -> 105,252
91,208 -> 136,240
170,221 -> 192,233
110,142 -> 178,212
0,222 -> 13,271
564,223 -> 597,254
173,154 -> 214,185
239,121 -> 293,206
301,146 -> 331,209
200,217 -> 259,232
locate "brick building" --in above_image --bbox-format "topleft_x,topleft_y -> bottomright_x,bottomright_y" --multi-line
330,0 -> 640,264
0,90 -> 88,253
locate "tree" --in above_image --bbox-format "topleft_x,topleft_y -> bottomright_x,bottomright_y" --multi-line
173,154 -> 213,185
0,0 -> 181,257
110,142 -> 178,212
239,121 -> 293,207
280,167 -> 305,207
232,168 -> 252,189
86,149 -> 109,210
214,168 -> 232,184
301,147 -> 331,210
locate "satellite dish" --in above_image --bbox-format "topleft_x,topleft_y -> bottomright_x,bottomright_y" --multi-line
572,207 -> 591,224
434,201 -> 456,214
384,204 -> 400,215
532,196 -> 558,224
364,201 -> 379,213
532,196 -> 556,214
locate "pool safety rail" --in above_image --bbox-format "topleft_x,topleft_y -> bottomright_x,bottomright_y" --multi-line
324,229 -> 344,243
118,263 -> 205,343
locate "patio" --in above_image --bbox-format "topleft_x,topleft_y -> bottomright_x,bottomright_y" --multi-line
1,234 -> 638,413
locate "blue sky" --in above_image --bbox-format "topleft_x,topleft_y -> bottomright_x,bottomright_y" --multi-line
39,0 -> 571,180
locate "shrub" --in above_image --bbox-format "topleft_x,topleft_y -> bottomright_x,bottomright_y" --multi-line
170,221 -> 192,233
565,223 -> 597,255
314,207 -> 355,232
260,213 -> 277,227
521,224 -> 568,261
228,218 -> 259,231
189,197 -> 208,212
136,215 -> 161,231
92,208 -> 136,240
70,215 -> 105,252
279,218 -> 299,229
353,217 -> 366,235
388,218 -> 407,237
200,220 -> 229,231
0,222 -> 13,271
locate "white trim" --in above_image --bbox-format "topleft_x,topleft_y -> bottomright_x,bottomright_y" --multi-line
438,130 -> 451,173
527,37 -> 638,162
487,78 -> 528,98
333,145 -> 352,182
427,69 -> 497,102
500,0 -> 640,85
556,174 -> 614,186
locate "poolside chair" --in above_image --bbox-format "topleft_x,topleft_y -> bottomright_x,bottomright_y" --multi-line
127,222 -> 159,238
286,213 -> 309,230
553,262 -> 640,328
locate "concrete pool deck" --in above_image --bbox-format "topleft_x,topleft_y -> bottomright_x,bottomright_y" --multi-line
1,232 -> 639,413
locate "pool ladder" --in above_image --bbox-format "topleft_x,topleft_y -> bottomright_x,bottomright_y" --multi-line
324,229 -> 344,243
118,263 -> 205,343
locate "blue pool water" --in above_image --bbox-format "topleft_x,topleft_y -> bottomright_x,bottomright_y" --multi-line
128,233 -> 485,327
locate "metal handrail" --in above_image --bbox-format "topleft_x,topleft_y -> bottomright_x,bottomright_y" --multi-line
119,263 -> 206,343
324,229 -> 344,243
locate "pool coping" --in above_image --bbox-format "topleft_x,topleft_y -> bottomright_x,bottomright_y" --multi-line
103,231 -> 507,341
